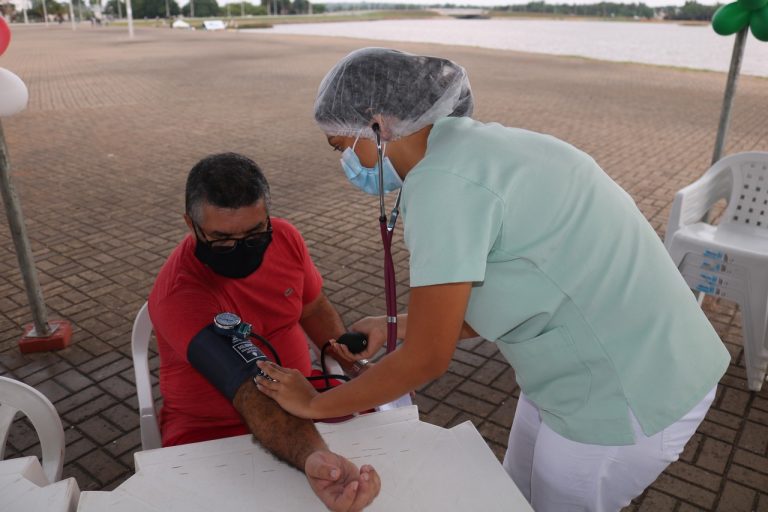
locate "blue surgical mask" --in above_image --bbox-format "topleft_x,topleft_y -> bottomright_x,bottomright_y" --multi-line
340,134 -> 403,195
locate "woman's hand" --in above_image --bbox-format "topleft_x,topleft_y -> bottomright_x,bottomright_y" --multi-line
255,361 -> 319,419
332,316 -> 387,361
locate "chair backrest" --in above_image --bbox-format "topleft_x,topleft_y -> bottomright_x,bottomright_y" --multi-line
718,152 -> 768,232
131,302 -> 162,451
0,376 -> 65,484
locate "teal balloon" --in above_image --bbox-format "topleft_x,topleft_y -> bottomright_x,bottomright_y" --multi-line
738,0 -> 768,11
750,5 -> 768,40
712,2 -> 752,35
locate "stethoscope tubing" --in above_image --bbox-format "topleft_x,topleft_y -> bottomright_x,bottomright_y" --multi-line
374,124 -> 401,355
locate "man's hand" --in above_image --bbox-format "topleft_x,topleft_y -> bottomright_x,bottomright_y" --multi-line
256,361 -> 320,419
305,450 -> 381,512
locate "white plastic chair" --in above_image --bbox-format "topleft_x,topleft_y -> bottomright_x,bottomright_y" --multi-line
665,151 -> 768,391
131,302 -> 163,451
0,376 -> 66,484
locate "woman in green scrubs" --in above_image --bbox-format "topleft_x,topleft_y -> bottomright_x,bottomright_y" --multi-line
256,47 -> 730,511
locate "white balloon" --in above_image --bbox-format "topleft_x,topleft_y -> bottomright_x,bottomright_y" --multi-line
0,67 -> 29,117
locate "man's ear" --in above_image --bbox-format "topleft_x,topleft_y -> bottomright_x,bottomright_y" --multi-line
183,213 -> 195,234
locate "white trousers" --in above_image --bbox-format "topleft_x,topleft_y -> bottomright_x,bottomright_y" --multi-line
502,387 -> 716,512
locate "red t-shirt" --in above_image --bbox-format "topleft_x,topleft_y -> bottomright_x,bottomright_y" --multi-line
148,218 -> 322,446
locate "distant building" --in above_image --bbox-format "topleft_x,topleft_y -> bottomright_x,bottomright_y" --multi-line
1,0 -> 25,16
5,0 -> 25,11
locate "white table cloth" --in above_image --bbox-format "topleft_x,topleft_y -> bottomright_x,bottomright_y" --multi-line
78,406 -> 532,511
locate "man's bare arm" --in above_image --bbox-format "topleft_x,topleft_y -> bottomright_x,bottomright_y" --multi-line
232,378 -> 381,511
233,377 -> 326,468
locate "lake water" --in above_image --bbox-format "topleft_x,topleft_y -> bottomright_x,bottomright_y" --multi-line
247,18 -> 768,77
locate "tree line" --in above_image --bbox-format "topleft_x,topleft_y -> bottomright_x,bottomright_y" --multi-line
3,0 -> 317,21
492,1 -> 719,20
3,0 -> 722,22
102,0 -> 315,18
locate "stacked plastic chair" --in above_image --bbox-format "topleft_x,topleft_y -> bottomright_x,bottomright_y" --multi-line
0,376 -> 80,512
0,376 -> 65,484
665,152 -> 768,391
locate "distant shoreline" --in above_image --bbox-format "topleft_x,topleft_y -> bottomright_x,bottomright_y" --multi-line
241,17 -> 767,77
106,11 -> 711,30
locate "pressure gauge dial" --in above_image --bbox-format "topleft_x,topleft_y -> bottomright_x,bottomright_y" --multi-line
214,312 -> 241,332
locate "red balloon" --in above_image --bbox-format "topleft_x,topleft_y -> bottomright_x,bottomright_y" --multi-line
0,17 -> 10,57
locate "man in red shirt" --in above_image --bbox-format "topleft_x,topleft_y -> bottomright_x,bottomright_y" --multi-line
148,152 -> 379,511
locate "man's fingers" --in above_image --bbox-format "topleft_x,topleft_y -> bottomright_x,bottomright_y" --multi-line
337,480 -> 359,509
305,451 -> 344,482
360,465 -> 378,482
352,466 -> 381,509
307,463 -> 341,483
364,466 -> 381,497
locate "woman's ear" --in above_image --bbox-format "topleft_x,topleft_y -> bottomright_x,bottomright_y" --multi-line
370,116 -> 397,141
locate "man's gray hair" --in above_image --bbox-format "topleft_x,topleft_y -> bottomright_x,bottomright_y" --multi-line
185,153 -> 271,225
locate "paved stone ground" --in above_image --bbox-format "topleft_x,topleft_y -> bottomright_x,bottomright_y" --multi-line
0,24 -> 767,510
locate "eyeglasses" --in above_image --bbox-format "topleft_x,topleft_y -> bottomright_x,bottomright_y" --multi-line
193,217 -> 272,254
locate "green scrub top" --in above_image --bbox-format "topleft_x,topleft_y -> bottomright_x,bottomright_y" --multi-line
400,116 -> 729,445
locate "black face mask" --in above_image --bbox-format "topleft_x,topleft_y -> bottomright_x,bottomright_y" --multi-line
193,222 -> 273,279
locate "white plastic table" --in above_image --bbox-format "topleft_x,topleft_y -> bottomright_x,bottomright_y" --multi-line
77,406 -> 532,511
0,456 -> 80,512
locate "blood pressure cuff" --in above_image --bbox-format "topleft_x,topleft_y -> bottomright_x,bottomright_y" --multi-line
187,324 -> 269,402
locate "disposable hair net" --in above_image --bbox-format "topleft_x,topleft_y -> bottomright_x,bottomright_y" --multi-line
314,47 -> 473,142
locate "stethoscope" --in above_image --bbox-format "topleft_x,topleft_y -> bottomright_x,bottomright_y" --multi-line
373,123 -> 401,355
213,124 -> 401,391
210,126 -> 402,399
372,124 -> 413,411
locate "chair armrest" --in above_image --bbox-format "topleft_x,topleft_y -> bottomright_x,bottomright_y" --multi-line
666,167 -> 732,243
